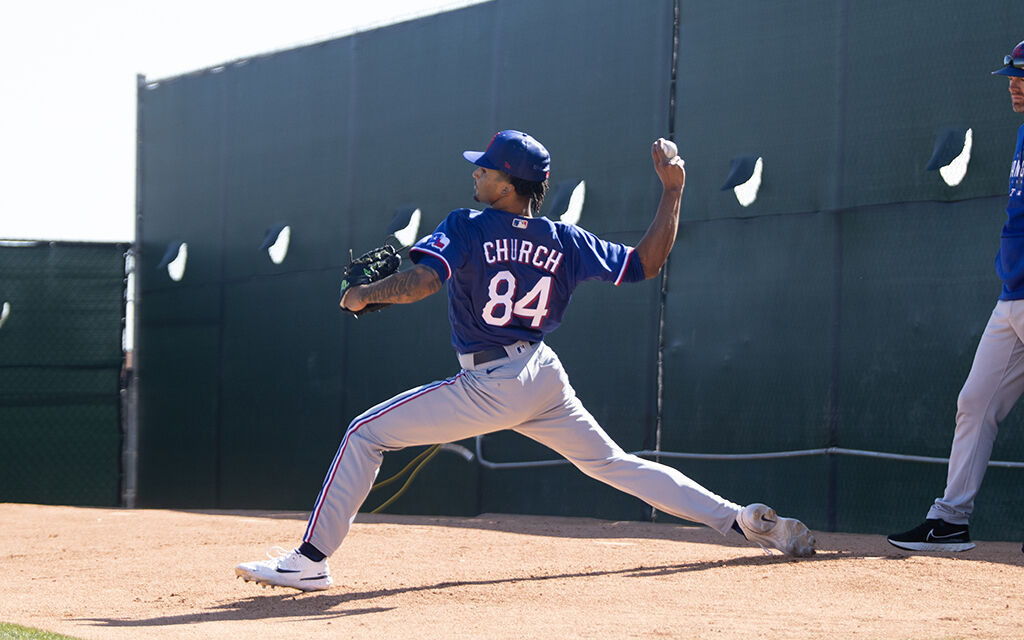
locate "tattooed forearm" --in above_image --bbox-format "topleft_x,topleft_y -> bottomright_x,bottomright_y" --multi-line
360,264 -> 442,305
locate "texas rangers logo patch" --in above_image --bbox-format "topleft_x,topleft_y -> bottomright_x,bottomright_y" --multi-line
425,232 -> 450,251
512,218 -> 528,229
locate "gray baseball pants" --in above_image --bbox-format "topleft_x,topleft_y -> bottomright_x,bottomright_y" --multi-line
929,299 -> 1024,524
303,341 -> 742,557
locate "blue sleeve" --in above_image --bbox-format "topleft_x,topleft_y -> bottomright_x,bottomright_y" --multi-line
562,224 -> 646,286
409,210 -> 472,282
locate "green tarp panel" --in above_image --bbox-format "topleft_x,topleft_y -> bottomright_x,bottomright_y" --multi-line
0,242 -> 126,505
668,1 -> 1024,538
136,0 -> 674,519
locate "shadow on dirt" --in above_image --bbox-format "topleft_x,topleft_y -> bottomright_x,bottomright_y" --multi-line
81,549 -> 891,628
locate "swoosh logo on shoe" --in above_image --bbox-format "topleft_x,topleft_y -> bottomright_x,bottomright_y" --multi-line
926,529 -> 966,541
276,568 -> 300,574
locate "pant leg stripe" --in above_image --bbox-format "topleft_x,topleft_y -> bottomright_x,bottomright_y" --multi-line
303,371 -> 466,542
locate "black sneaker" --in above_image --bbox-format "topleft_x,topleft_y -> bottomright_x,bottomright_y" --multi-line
887,518 -> 975,552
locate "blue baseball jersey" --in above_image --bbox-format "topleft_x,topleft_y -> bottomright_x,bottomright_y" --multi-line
410,207 -> 646,353
996,123 -> 1024,299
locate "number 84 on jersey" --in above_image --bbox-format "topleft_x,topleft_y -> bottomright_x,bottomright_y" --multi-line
482,271 -> 553,328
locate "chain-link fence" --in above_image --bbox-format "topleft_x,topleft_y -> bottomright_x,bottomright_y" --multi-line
0,241 -> 128,506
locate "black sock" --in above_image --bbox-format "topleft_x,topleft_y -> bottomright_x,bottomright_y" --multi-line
298,541 -> 326,562
732,520 -> 746,539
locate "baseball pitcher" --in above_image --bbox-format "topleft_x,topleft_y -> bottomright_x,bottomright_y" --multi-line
236,130 -> 816,591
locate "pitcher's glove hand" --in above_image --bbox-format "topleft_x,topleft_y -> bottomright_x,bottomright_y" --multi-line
339,244 -> 401,317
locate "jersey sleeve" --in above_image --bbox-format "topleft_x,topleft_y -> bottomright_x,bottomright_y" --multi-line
562,224 -> 646,286
409,210 -> 472,282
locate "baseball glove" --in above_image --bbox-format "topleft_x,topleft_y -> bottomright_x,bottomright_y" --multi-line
339,244 -> 401,317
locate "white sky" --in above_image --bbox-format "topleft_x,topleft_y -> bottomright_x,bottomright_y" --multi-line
0,0 -> 485,243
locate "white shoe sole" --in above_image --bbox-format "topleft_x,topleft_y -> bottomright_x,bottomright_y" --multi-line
235,565 -> 333,591
886,539 -> 975,552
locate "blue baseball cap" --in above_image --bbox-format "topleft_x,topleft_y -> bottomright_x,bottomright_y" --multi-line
463,130 -> 551,182
992,40 -> 1024,77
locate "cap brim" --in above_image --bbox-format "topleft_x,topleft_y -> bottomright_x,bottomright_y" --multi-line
993,67 -> 1024,77
463,150 -> 499,170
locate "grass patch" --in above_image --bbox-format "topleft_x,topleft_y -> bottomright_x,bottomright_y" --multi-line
0,622 -> 82,640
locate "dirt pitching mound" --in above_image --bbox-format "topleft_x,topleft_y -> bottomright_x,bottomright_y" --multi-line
1,503 -> 1021,639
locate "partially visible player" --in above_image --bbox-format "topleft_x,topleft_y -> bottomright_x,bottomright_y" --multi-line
888,40 -> 1024,553
236,130 -> 816,591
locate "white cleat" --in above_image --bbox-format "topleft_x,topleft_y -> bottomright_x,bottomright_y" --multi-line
736,503 -> 816,557
235,546 -> 333,591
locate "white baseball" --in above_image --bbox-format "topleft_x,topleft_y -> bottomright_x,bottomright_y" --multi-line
658,138 -> 678,159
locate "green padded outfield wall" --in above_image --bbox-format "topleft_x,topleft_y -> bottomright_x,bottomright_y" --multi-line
137,0 -> 1024,538
666,1 -> 1024,540
0,242 -> 127,505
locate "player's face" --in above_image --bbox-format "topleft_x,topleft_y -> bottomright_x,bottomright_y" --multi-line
1010,76 -> 1024,113
472,166 -> 512,205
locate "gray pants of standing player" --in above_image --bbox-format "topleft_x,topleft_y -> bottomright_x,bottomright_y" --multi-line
929,299 -> 1024,524
303,341 -> 742,557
